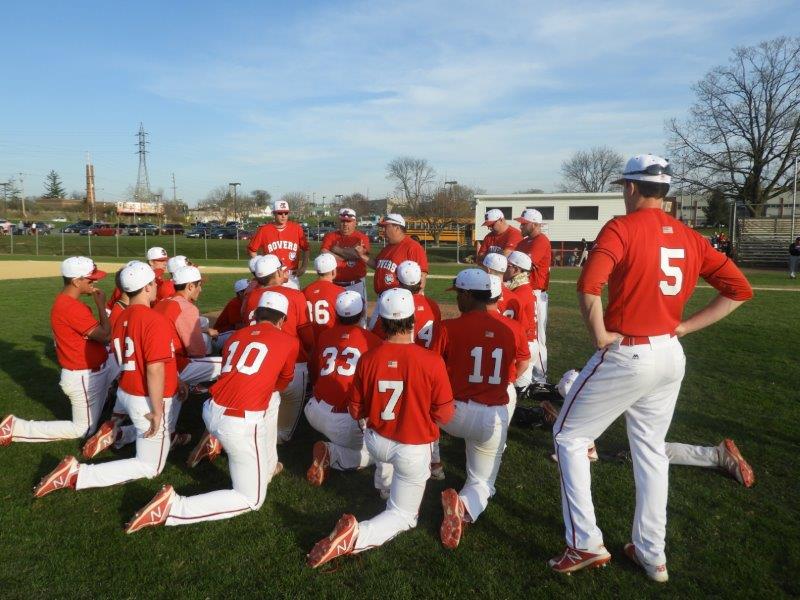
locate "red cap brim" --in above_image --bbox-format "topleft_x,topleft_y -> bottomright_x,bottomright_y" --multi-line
86,269 -> 107,281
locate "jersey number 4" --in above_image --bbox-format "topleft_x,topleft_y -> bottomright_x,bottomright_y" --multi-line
659,247 -> 685,296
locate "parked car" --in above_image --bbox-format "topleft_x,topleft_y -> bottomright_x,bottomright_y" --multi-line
127,223 -> 160,236
221,227 -> 253,240
80,223 -> 121,236
185,227 -> 209,238
62,222 -> 84,233
309,226 -> 335,241
161,223 -> 185,235
52,216 -> 67,223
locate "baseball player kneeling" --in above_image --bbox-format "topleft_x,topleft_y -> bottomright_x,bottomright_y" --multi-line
33,262 -> 181,498
1,257 -> 113,446
124,291 -> 299,533
434,269 -> 530,549
304,291 -> 383,489
306,288 -> 454,568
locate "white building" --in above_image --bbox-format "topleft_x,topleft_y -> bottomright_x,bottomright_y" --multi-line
474,192 -> 626,243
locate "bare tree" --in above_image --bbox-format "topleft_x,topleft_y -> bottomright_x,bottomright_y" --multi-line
280,192 -> 310,218
667,37 -> 800,215
515,188 -> 546,194
416,183 -> 476,244
198,185 -> 231,219
386,156 -> 437,215
250,189 -> 272,208
559,146 -> 624,192
340,192 -> 372,217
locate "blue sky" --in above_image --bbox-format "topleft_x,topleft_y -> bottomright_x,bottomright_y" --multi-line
0,0 -> 797,206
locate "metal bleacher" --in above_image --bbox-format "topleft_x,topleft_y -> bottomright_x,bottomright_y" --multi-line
735,217 -> 798,266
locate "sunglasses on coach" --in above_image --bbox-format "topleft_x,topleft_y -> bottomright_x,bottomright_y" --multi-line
624,163 -> 673,177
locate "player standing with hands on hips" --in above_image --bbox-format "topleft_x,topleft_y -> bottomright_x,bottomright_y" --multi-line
549,154 -> 753,582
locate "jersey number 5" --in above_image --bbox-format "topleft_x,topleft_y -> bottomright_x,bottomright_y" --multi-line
659,247 -> 685,296
378,380 -> 404,421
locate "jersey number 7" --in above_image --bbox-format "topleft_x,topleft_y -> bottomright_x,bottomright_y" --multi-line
378,380 -> 404,421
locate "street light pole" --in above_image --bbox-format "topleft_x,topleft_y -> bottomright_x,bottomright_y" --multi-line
229,182 -> 241,224
791,155 -> 797,241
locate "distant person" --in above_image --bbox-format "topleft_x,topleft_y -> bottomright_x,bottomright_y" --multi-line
247,200 -> 310,289
790,236 -> 800,279
321,208 -> 371,307
477,209 -> 522,263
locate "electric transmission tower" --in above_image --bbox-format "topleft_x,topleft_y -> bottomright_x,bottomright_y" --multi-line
134,122 -> 152,203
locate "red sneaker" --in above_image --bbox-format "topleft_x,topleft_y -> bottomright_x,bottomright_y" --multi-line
719,439 -> 755,488
186,431 -> 222,468
307,514 -> 359,568
624,543 -> 668,583
0,415 -> 14,446
440,488 -> 466,549
82,420 -> 117,459
306,441 -> 331,487
33,456 -> 78,498
125,485 -> 175,534
548,546 -> 611,574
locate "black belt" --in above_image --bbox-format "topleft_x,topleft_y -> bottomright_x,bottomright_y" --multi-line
334,279 -> 362,287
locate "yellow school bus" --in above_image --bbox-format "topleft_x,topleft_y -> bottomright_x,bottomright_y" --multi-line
404,219 -> 474,245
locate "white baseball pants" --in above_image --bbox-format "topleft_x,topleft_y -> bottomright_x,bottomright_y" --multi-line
303,397 -> 372,470
11,363 -> 112,442
277,362 -> 308,443
166,398 -> 279,525
212,330 -> 236,353
514,340 -> 546,388
553,335 -> 685,566
665,442 -> 719,467
353,429 -> 432,552
179,357 -> 222,386
533,290 -> 548,380
441,386 -> 516,522
76,390 -> 178,489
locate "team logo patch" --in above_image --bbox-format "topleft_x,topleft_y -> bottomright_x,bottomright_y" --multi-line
346,260 -> 356,267
384,274 -> 395,285
289,251 -> 297,260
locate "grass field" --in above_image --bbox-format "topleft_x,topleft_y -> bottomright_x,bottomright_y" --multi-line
0,264 -> 798,598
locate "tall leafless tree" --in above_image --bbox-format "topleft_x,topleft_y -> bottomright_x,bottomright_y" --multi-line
667,37 -> 800,215
559,146 -> 624,192
386,156 -> 437,215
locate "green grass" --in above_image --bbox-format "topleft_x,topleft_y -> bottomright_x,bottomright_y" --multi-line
0,266 -> 798,598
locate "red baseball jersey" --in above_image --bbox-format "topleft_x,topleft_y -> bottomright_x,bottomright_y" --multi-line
112,304 -> 178,398
321,230 -> 370,282
209,322 -> 299,412
515,234 -> 551,290
50,293 -> 108,370
373,236 -> 429,294
508,282 -> 537,341
312,324 -> 383,411
153,297 -> 204,371
243,285 -> 311,362
371,293 -> 441,349
436,311 -> 528,406
214,296 -> 243,333
303,279 -> 345,342
578,208 -> 753,336
349,342 -> 454,444
247,222 -> 309,271
479,226 -> 522,256
488,309 -> 531,382
109,300 -> 128,329
155,268 -> 176,302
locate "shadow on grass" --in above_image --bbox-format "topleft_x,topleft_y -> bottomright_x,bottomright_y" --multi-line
0,339 -> 62,417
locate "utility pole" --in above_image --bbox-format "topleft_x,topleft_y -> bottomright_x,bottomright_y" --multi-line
86,152 -> 96,222
0,182 -> 9,214
18,172 -> 27,218
171,173 -> 177,203
229,182 -> 241,223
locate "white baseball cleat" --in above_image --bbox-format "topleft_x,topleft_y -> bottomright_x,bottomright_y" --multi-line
0,415 -> 14,446
549,545 -> 611,574
717,439 -> 755,488
125,485 -> 175,534
33,456 -> 79,498
624,543 -> 668,583
430,461 -> 446,481
440,488 -> 466,549
307,514 -> 359,568
379,488 -> 390,500
82,420 -> 117,459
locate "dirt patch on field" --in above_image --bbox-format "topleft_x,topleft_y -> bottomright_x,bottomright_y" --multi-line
0,260 -> 248,281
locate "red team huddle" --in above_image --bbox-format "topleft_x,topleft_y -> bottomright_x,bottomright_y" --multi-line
0,163 -> 756,583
